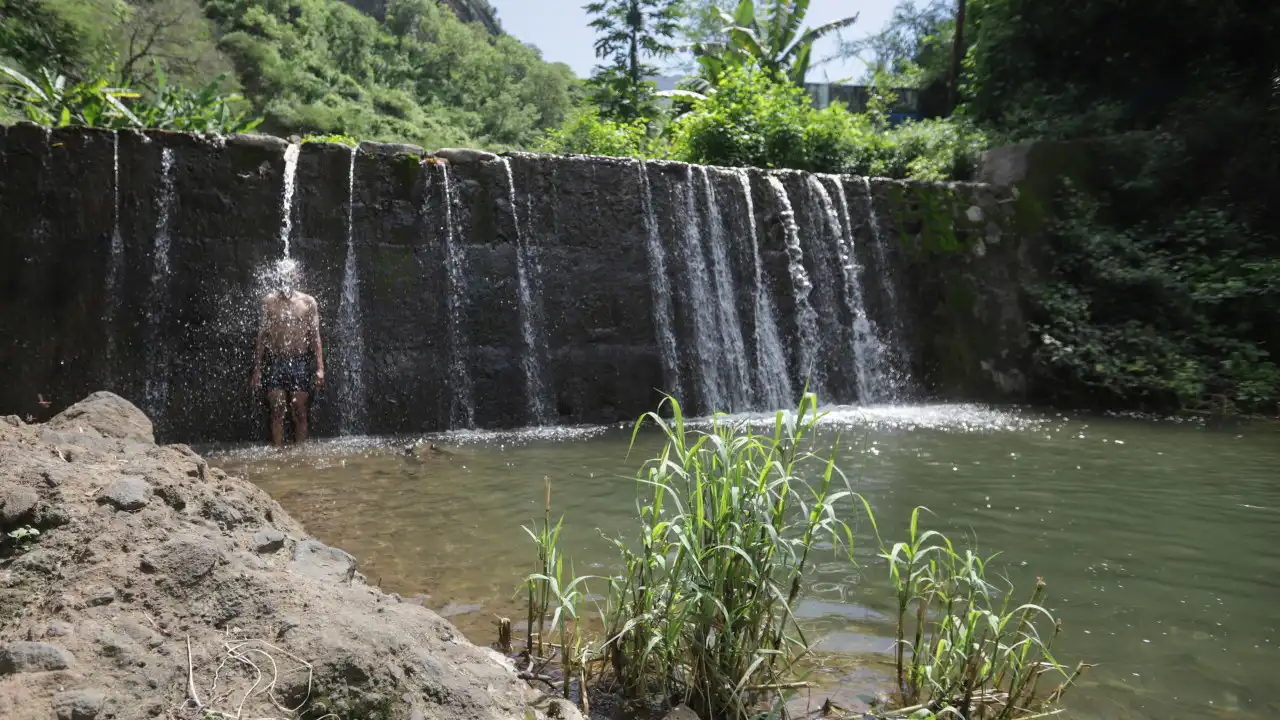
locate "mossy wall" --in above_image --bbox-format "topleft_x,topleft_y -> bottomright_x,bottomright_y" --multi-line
0,124 -> 1042,440
869,177 -> 1035,401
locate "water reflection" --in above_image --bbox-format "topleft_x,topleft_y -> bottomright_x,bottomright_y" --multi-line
206,405 -> 1280,720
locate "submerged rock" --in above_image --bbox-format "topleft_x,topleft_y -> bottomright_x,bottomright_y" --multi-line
0,392 -> 548,720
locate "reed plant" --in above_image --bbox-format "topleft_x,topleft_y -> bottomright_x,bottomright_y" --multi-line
522,478 -> 564,659
861,505 -> 1086,719
517,396 -> 1083,720
593,394 -> 853,720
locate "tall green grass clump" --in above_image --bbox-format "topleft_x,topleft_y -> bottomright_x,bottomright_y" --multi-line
518,395 -> 1084,720
864,506 -> 1087,719
598,394 -> 853,720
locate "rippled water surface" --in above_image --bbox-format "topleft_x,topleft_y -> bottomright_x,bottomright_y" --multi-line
207,404 -> 1280,720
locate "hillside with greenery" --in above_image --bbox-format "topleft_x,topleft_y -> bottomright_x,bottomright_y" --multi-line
0,0 -> 578,148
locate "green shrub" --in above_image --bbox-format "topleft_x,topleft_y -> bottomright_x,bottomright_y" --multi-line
668,65 -> 845,171
0,63 -> 261,133
665,65 -> 984,179
848,117 -> 989,181
1030,186 -> 1280,414
535,107 -> 650,157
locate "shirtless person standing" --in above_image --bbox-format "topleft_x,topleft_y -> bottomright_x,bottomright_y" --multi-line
251,265 -> 325,447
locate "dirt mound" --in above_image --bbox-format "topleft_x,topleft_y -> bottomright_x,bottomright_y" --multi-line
0,392 -> 568,720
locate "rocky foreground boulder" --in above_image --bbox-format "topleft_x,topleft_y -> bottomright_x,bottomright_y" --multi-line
0,392 -> 569,720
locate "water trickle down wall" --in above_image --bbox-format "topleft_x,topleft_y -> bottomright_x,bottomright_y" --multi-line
0,126 -> 1034,441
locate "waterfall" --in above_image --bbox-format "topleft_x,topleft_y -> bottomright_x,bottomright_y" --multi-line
856,176 -> 909,399
143,147 -> 176,422
676,166 -> 728,412
637,161 -> 683,402
735,170 -> 791,409
813,175 -> 893,402
439,164 -> 476,428
501,158 -> 553,425
336,147 -> 367,435
278,143 -> 300,256
700,168 -> 752,411
765,175 -> 823,396
104,131 -> 124,386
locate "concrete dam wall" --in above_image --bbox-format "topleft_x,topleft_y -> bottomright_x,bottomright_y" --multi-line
0,125 -> 1036,442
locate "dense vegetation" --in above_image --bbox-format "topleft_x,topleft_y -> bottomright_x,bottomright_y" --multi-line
843,0 -> 1280,414
958,0 -> 1280,414
546,0 -> 984,180
0,0 -> 577,147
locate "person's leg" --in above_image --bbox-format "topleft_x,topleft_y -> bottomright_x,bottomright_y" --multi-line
268,388 -> 287,448
290,391 -> 310,443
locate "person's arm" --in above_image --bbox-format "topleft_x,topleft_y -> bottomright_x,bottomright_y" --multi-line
251,298 -> 267,390
310,298 -> 325,388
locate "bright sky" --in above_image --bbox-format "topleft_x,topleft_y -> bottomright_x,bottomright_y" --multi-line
487,0 -> 897,83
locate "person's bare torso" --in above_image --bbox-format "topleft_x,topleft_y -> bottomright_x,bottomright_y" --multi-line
262,291 -> 316,356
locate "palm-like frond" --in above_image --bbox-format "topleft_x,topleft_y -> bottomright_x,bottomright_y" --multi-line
781,13 -> 860,64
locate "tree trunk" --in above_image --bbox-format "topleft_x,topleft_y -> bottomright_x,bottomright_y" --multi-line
949,0 -> 967,113
628,0 -> 641,88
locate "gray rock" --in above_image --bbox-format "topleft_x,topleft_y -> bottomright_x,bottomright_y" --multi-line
46,391 -> 154,444
433,147 -> 498,164
290,539 -> 356,584
140,535 -> 220,586
1,414 -> 22,427
252,527 -> 286,554
0,641 -> 74,673
43,621 -> 73,638
85,585 -> 116,606
203,498 -> 244,527
0,486 -> 39,528
53,689 -> 106,720
98,476 -> 150,512
15,549 -> 58,574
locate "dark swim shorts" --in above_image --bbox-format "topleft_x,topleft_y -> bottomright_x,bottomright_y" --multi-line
263,354 -> 313,394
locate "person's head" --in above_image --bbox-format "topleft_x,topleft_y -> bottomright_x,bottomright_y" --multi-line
274,258 -> 301,297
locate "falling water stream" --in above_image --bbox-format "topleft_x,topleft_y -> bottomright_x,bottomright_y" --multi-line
736,170 -> 791,409
857,176 -> 908,397
337,147 -> 368,435
678,166 -> 728,412
809,175 -> 887,403
831,176 -> 896,402
103,131 -> 124,386
502,158 -> 553,425
637,161 -> 683,401
278,143 -> 300,257
700,168 -> 752,412
766,175 -> 823,396
439,164 -> 476,429
143,147 -> 176,422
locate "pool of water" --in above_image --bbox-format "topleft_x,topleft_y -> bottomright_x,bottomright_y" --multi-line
206,404 -> 1280,720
